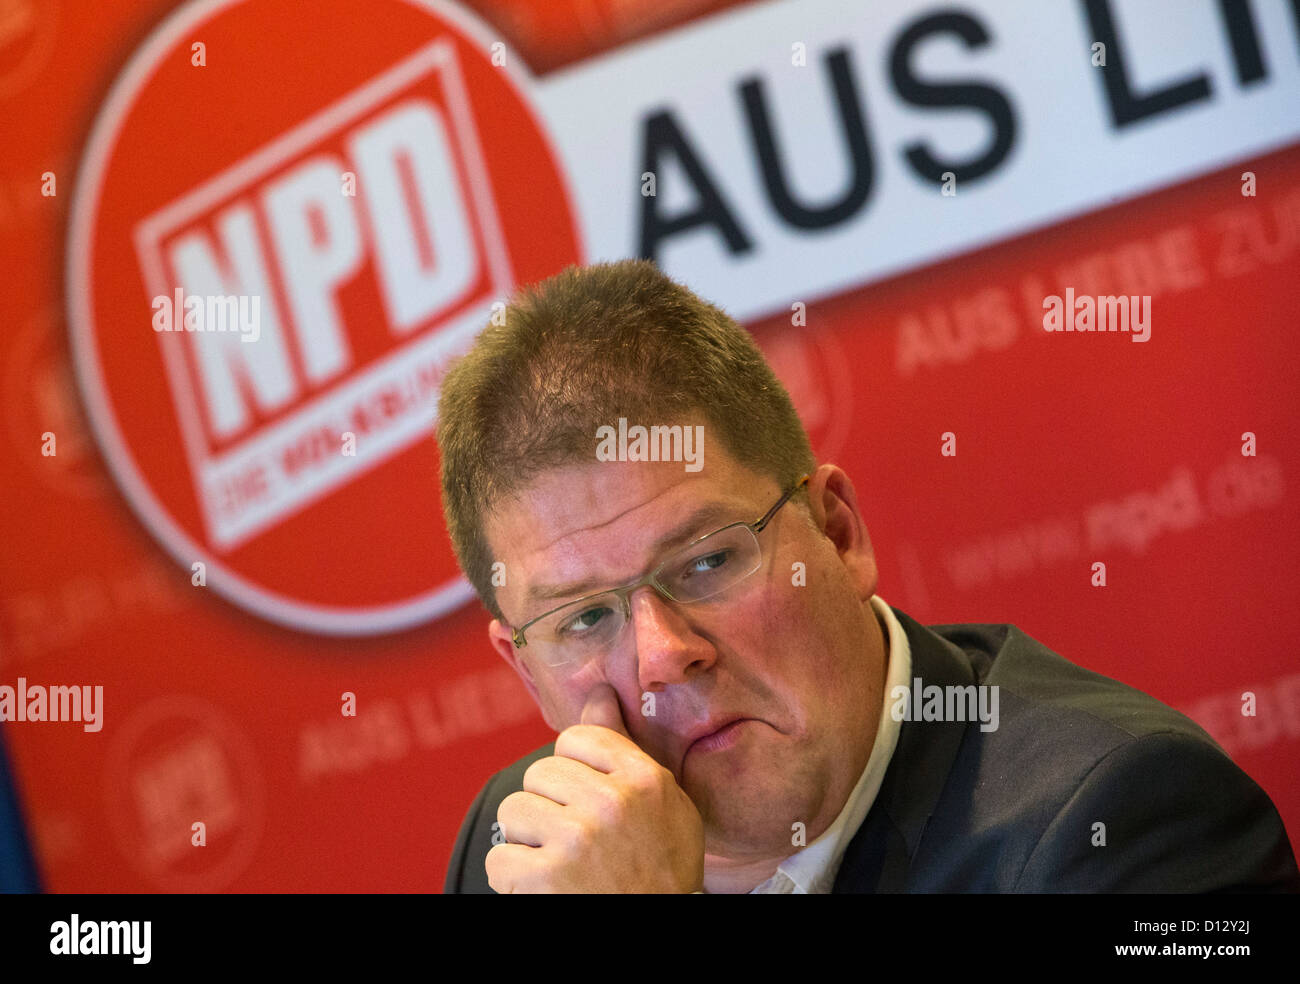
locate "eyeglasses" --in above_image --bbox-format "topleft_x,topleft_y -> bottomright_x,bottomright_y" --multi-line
509,474 -> 810,667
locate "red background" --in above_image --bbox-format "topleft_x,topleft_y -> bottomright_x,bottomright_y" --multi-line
1,0 -> 1296,890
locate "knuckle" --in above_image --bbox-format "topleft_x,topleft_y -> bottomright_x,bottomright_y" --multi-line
589,782 -> 627,823
484,845 -> 509,891
521,758 -> 550,790
496,791 -> 528,825
628,763 -> 666,798
554,724 -> 599,758
555,722 -> 587,742
554,819 -> 587,861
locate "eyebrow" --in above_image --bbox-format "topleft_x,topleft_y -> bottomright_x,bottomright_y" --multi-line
523,501 -> 744,606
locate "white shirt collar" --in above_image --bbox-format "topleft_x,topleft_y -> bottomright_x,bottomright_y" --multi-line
749,594 -> 912,893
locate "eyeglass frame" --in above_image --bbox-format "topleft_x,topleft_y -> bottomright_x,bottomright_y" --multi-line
508,473 -> 811,650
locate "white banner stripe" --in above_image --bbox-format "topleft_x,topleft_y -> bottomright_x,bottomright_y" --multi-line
533,0 -> 1300,320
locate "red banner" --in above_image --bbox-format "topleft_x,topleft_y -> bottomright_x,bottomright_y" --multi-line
1,0 -> 1296,890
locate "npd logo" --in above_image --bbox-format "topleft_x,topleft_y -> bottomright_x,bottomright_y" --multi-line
68,0 -> 582,634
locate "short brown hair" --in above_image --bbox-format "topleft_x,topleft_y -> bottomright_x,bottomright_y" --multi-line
436,259 -> 816,622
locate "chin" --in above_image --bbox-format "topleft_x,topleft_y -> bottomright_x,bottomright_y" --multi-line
700,805 -> 798,858
696,771 -> 800,836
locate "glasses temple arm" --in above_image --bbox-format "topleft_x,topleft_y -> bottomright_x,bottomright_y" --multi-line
752,473 -> 810,533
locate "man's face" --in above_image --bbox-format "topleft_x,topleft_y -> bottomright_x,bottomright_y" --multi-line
484,445 -> 887,860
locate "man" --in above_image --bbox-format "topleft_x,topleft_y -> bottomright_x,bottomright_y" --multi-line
437,259 -> 1298,893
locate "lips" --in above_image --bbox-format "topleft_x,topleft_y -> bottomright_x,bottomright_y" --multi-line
683,716 -> 750,760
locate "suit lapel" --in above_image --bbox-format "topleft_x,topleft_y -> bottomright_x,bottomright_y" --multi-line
833,607 -> 975,892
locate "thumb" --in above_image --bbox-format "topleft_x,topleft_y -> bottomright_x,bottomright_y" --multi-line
580,683 -> 630,737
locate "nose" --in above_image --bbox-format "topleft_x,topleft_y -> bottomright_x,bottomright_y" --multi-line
625,585 -> 716,692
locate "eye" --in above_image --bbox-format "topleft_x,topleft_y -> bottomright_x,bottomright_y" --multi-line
682,549 -> 731,578
556,605 -> 614,638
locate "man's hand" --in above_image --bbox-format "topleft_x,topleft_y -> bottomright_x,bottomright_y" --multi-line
486,684 -> 704,893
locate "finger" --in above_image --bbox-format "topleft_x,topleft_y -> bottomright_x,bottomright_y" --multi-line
496,789 -> 567,847
555,722 -> 652,774
485,842 -> 542,894
522,754 -> 603,806
580,683 -> 630,737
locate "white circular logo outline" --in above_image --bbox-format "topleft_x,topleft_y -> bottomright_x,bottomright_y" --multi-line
67,0 -> 582,635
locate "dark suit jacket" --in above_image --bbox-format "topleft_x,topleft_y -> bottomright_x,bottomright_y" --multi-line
443,606 -> 1300,892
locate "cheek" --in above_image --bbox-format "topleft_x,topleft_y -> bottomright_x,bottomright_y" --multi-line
750,539 -> 842,658
532,659 -> 611,728
744,538 -> 868,707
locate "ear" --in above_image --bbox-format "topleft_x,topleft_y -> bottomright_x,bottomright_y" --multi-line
488,618 -> 558,731
805,464 -> 878,602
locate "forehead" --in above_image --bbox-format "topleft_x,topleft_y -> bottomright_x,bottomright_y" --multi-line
485,450 -> 774,614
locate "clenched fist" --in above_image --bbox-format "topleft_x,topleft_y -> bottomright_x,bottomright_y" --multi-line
486,684 -> 704,893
